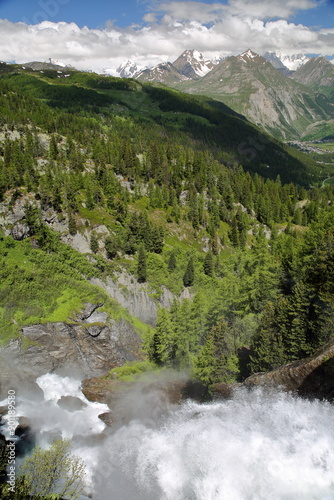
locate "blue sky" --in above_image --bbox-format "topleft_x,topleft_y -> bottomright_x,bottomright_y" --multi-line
0,0 -> 333,29
0,0 -> 333,73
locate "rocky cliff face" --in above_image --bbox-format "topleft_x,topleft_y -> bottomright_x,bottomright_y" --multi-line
0,304 -> 143,399
92,273 -> 192,327
292,56 -> 334,89
0,194 -> 109,255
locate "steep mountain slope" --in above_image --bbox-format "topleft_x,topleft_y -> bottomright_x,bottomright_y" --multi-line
0,63 -> 327,185
172,50 -> 217,79
263,52 -> 289,71
292,56 -> 334,89
175,50 -> 334,140
134,62 -> 189,84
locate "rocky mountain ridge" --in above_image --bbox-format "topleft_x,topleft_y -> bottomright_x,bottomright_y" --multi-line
133,49 -> 334,139
292,56 -> 334,88
175,50 -> 333,140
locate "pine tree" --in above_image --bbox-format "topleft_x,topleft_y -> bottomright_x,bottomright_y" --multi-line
105,236 -> 117,259
203,251 -> 214,277
248,300 -> 286,374
183,256 -> 195,287
168,250 -> 177,272
137,245 -> 147,283
194,319 -> 238,386
90,232 -> 99,254
151,308 -> 175,366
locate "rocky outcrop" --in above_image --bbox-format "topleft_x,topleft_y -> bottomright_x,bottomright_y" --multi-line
82,374 -> 209,426
0,306 -> 143,399
243,337 -> 334,400
0,195 -> 108,255
11,222 -> 31,240
92,273 -> 191,326
215,337 -> 334,401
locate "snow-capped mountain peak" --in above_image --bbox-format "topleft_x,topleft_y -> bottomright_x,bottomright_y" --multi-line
267,52 -> 309,71
173,49 -> 217,79
238,49 -> 260,63
116,60 -> 143,78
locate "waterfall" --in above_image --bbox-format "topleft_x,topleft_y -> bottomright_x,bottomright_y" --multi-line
4,373 -> 334,500
95,387 -> 334,500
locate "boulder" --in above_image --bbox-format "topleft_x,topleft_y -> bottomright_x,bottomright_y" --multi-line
98,412 -> 114,427
243,337 -> 334,400
57,396 -> 87,412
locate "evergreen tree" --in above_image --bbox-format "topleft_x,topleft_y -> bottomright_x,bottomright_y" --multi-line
151,308 -> 175,366
67,211 -> 77,236
90,232 -> 99,253
203,251 -> 214,277
183,256 -> 195,287
137,245 -> 147,283
248,300 -> 287,374
105,236 -> 117,259
194,319 -> 239,387
168,250 -> 177,272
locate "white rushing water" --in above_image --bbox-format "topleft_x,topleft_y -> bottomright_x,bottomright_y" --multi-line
96,387 -> 334,500
9,373 -> 334,500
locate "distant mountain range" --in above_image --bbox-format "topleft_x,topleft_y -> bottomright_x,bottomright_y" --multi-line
112,50 -> 311,81
130,49 -> 334,140
19,49 -> 334,140
24,58 -> 73,71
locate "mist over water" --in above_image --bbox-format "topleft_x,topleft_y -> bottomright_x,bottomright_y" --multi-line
97,388 -> 334,500
9,373 -> 334,500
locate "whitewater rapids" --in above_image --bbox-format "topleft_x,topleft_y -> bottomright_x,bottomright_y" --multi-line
10,374 -> 334,499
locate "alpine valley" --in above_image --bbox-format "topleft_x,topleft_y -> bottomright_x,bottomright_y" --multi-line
1,48 -> 334,499
133,48 -> 334,141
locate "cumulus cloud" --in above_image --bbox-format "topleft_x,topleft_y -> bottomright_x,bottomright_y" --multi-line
226,0 -> 318,19
0,0 -> 333,74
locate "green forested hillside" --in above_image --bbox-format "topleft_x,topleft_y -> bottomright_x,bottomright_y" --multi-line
0,63 -> 334,388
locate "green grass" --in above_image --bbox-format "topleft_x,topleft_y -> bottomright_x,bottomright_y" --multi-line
108,360 -> 157,382
0,233 -> 153,345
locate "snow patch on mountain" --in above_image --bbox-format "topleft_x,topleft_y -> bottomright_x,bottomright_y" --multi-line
116,60 -> 145,78
269,52 -> 309,71
238,50 -> 260,63
173,49 -> 219,79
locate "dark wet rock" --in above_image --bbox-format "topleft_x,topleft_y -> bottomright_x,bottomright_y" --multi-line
98,412 -> 114,427
15,417 -> 36,457
243,337 -> 334,401
57,396 -> 87,412
15,416 -> 31,436
213,382 -> 240,399
0,316 -> 143,397
213,337 -> 334,402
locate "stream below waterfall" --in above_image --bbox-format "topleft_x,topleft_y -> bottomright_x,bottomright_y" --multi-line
3,372 -> 334,500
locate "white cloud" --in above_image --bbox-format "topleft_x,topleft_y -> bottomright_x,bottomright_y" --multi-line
0,0 -> 332,74
226,0 -> 318,20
